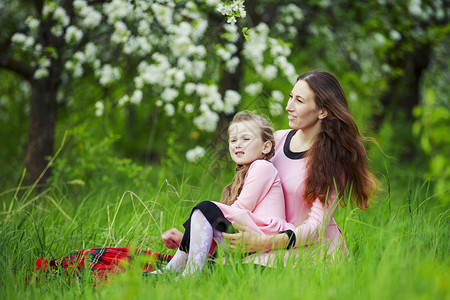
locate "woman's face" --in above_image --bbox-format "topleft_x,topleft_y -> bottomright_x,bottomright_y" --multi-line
228,120 -> 271,166
286,80 -> 322,131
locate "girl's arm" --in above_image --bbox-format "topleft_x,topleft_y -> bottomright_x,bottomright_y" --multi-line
161,228 -> 183,249
223,196 -> 339,252
230,160 -> 279,212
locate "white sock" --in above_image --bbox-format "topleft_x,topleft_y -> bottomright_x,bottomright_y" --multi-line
181,209 -> 213,276
161,249 -> 188,273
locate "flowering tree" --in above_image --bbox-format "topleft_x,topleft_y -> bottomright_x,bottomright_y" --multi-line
0,0 -> 297,184
0,0 -> 447,190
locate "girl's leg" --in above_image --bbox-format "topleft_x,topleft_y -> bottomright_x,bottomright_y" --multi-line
181,209 -> 214,276
161,249 -> 188,273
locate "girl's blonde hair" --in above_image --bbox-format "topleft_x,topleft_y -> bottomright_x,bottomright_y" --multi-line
220,111 -> 275,206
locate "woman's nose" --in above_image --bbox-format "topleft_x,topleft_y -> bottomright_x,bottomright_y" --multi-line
286,99 -> 293,111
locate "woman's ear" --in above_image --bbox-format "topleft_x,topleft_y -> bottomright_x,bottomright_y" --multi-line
262,141 -> 272,154
318,107 -> 328,120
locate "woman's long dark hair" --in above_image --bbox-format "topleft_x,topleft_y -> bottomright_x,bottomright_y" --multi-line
299,70 -> 376,210
220,111 -> 275,206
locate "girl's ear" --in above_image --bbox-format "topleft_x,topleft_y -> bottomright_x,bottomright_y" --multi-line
318,107 -> 328,120
262,140 -> 272,154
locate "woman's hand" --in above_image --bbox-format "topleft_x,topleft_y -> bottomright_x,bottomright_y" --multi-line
222,222 -> 271,253
161,228 -> 183,249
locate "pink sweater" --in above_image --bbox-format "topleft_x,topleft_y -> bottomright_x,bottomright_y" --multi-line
213,159 -> 289,235
246,130 -> 347,265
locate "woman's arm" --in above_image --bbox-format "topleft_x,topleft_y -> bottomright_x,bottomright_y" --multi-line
223,196 -> 339,251
222,222 -> 290,252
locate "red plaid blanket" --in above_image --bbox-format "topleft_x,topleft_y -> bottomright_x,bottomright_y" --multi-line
30,247 -> 173,285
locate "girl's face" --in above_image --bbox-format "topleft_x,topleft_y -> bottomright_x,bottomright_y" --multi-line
228,120 -> 272,166
286,80 -> 325,130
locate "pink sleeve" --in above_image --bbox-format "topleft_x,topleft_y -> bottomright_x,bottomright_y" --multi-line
292,193 -> 339,247
230,160 -> 278,212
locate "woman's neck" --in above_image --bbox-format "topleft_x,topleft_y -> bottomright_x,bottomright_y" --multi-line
290,126 -> 320,152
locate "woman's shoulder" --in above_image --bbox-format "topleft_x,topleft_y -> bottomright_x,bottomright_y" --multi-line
274,129 -> 294,142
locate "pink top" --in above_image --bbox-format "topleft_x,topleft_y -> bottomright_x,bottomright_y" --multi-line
245,130 -> 347,265
213,159 -> 289,235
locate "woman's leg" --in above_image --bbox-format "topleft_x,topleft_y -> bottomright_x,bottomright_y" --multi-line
181,209 -> 214,276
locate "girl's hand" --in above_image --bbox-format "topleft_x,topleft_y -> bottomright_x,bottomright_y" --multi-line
162,228 -> 183,249
222,222 -> 270,253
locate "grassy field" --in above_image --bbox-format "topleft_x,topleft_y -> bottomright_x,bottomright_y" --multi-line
0,163 -> 448,300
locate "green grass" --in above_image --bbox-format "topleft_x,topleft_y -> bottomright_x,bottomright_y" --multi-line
0,164 -> 448,300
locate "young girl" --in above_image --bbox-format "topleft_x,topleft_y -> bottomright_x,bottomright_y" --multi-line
157,111 -> 289,276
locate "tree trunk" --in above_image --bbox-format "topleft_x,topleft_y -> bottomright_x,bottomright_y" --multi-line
373,44 -> 431,130
372,43 -> 431,159
25,72 -> 59,185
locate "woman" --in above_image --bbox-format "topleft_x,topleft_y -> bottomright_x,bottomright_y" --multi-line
163,70 -> 376,266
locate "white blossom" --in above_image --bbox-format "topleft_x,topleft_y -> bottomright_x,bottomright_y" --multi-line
161,88 -> 179,102
95,101 -> 104,116
275,56 -> 296,79
226,56 -> 240,73
280,4 -> 304,24
25,16 -> 40,32
224,90 -> 241,106
74,51 -> 86,63
42,2 -> 56,18
53,7 -> 70,27
111,21 -> 131,44
34,67 -> 49,79
348,91 -> 358,102
389,30 -> 402,41
245,82 -> 263,96
271,90 -> 284,102
243,23 -> 269,67
152,3 -> 173,27
130,89 -> 143,104
65,60 -> 84,77
194,105 -> 219,132
186,146 -> 206,162
409,0 -> 425,18
84,43 -> 97,62
12,33 -> 32,49
269,102 -> 283,116
185,103 -> 194,113
75,2 -> 102,28
51,25 -> 64,37
217,47 -> 232,61
103,0 -> 133,23
191,19 -> 208,41
164,103 -> 175,116
223,23 -> 239,43
118,95 -> 129,106
138,19 -> 151,35
65,26 -> 83,44
373,32 -> 386,46
269,38 -> 291,57
98,64 -> 120,86
173,69 -> 186,86
263,65 -> 278,80
217,0 -> 246,25
185,83 -> 197,95
206,0 -> 220,7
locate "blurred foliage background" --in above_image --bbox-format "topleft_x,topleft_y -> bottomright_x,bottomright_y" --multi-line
0,0 -> 448,205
